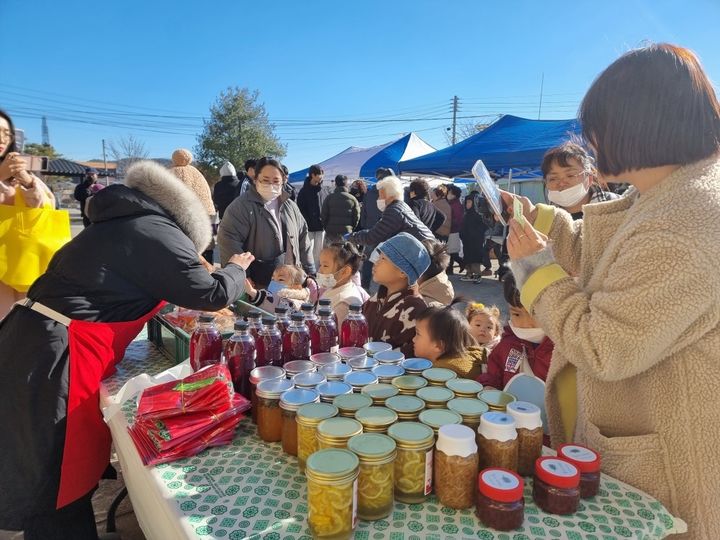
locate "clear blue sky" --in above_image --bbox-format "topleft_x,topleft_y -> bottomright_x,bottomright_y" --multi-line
1,0 -> 719,172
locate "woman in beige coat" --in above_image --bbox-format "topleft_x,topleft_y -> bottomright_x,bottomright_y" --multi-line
507,44 -> 720,539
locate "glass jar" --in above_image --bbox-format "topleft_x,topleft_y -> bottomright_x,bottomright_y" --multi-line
447,398 -> 490,432
435,424 -> 479,509
280,388 -> 320,456
312,307 -> 339,355
421,367 -> 458,387
316,417 -> 364,449
371,364 -> 405,384
476,468 -> 525,531
391,375 -> 428,396
347,434 -> 397,521
416,386 -> 455,409
283,360 -> 316,379
189,314 -> 223,371
354,406 -> 398,434
306,449 -> 359,540
255,316 -> 283,368
339,303 -> 368,348
418,409 -> 463,437
507,401 -> 544,477
338,346 -> 367,364
374,350 -> 405,366
301,302 -> 318,335
364,341 -> 391,358
256,378 -> 294,442
317,381 -> 353,403
557,444 -> 601,499
361,383 -> 399,406
343,371 -> 378,393
387,422 -> 435,504
297,402 -> 338,471
477,412 -> 519,472
321,362 -> 352,382
249,366 -> 285,424
311,352 -> 341,370
293,371 -> 327,390
283,312 -> 311,363
478,389 -> 517,412
333,393 -> 373,418
274,305 -> 291,335
446,378 -> 484,399
385,395 -> 426,422
399,357 -> 433,376
533,457 -> 580,515
347,356 -> 377,372
223,320 -> 256,399
246,309 -> 264,341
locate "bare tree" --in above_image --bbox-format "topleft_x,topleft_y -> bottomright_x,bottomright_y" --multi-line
109,135 -> 149,178
443,122 -> 492,145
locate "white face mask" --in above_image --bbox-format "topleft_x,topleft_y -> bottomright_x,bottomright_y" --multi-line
376,199 -> 387,212
316,271 -> 338,289
509,322 -> 546,344
257,183 -> 282,202
547,181 -> 589,208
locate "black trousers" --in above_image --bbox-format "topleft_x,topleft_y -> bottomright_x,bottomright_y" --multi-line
23,490 -> 98,540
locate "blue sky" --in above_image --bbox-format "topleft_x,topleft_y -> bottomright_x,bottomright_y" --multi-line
1,0 -> 719,172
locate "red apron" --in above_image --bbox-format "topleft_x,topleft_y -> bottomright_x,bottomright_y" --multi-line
21,299 -> 166,509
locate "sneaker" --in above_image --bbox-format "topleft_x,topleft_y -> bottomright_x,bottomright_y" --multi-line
460,274 -> 476,282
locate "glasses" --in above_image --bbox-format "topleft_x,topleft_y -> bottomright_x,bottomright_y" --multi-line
257,179 -> 283,187
545,170 -> 588,186
0,129 -> 13,142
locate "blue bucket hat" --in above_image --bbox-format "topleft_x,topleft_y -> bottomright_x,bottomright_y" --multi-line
376,232 -> 431,286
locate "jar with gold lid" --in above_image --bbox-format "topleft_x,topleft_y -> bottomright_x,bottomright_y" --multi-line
391,375 -> 428,396
447,398 -> 489,432
387,422 -> 435,504
361,383 -> 399,406
421,367 -> 458,387
347,433 -> 397,521
354,406 -> 398,433
297,402 -> 338,471
385,395 -> 426,422
316,417 -> 364,449
416,386 -> 454,409
333,393 -> 373,418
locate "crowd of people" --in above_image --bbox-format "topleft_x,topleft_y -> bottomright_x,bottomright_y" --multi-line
0,42 -> 719,539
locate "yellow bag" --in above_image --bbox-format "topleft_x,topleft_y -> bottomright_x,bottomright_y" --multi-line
0,196 -> 71,293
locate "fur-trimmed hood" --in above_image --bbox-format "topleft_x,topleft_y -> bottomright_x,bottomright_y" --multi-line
88,160 -> 211,252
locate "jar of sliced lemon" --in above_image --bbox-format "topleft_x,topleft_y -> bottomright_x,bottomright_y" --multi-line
347,433 -> 397,521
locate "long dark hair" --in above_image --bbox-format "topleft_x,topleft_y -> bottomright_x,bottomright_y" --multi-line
418,305 -> 476,358
0,109 -> 18,161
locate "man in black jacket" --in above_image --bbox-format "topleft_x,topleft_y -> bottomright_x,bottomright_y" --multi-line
212,161 -> 241,219
297,164 -> 328,267
322,174 -> 360,244
407,178 -> 445,234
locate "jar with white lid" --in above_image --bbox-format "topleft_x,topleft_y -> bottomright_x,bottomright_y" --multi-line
476,412 -> 518,472
506,401 -> 543,476
434,424 -> 479,509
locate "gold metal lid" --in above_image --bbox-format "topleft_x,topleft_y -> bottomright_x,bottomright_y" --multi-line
387,421 -> 434,449
317,417 -> 364,441
306,448 -> 359,483
478,389 -> 517,409
297,403 -> 339,426
446,378 -> 484,396
421,367 -> 458,384
347,433 -> 396,461
385,395 -> 426,414
391,375 -> 428,391
361,383 -> 399,401
416,386 -> 455,404
447,398 -> 490,419
354,406 -> 398,428
333,393 -> 373,412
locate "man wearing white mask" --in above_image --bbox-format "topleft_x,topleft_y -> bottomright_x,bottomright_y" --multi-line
542,142 -> 619,220
218,157 -> 314,287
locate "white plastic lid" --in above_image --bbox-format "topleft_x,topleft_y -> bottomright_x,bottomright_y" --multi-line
436,424 -> 477,458
478,412 -> 517,442
506,401 -> 542,430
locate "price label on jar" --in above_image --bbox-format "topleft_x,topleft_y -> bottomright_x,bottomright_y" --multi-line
424,449 -> 434,495
352,478 -> 358,528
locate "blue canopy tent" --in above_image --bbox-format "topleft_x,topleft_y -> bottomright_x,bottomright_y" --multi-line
398,115 -> 581,178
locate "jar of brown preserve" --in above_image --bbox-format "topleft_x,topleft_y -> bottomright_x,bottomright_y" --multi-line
506,401 -> 543,476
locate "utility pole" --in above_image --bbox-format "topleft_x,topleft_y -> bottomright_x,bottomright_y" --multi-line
538,73 -> 545,120
451,95 -> 459,145
102,139 -> 109,185
41,116 -> 50,146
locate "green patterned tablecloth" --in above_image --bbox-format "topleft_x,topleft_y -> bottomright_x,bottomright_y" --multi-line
102,338 -> 683,540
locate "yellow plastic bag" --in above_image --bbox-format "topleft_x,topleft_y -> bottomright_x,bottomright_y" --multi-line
0,200 -> 71,292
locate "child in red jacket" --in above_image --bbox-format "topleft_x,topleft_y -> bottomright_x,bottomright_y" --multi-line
476,273 -> 554,389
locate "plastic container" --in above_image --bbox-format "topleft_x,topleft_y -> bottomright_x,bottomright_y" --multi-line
333,393 -> 373,418
283,360 -> 316,379
321,362 -> 352,382
371,364 -> 405,384
311,352 -> 341,369
274,305 -> 291,335
557,444 -> 601,499
418,408 -> 463,437
293,371 -> 327,390
255,316 -> 283,368
283,312 -> 311,363
361,383 -> 399,406
364,341 -> 391,357
416,386 -> 455,409
384,395 -> 425,422
316,417 -> 364,450
354,406 -> 398,433
300,302 -> 318,335
280,388 -> 320,455
343,371 -> 378,393
374,350 -> 405,366
477,412 -> 519,472
246,309 -> 264,341
223,320 -> 256,399
340,304 -> 369,348
296,402 -> 338,471
391,375 -> 428,396
387,422 -> 435,504
306,449 -> 359,539
189,314 -> 223,371
347,434 -> 397,521
478,389 -> 517,412
447,398 -> 490,432
400,357 -> 433,375
312,307 -> 339,355
476,469 -> 525,531
249,366 -> 285,424
446,378 -> 484,399
533,457 -> 581,515
421,367 -> 458,387
256,378 -> 294,442
435,424 -> 479,509
507,401 -> 544,477
316,381 -> 353,403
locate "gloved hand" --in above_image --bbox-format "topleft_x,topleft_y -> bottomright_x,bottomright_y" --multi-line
342,232 -> 352,241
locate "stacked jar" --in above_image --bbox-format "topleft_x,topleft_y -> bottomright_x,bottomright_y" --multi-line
372,364 -> 405,385
445,378 -> 484,399
347,434 -> 397,520
364,341 -> 391,358
283,360 -> 315,379
321,362 -> 352,382
343,371 -> 378,393
387,422 -> 435,504
293,371 -> 327,390
478,389 -> 516,412
280,388 -> 320,456
374,350 -> 405,366
434,424 -> 479,509
296,402 -> 338,471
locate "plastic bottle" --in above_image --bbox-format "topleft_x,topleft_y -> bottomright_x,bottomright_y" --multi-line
223,319 -> 256,399
283,312 -> 311,363
256,315 -> 283,367
312,307 -> 339,354
189,314 -> 223,371
340,303 -> 368,348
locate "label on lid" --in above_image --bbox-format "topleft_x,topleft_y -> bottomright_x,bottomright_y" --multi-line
560,445 -> 597,463
482,469 -> 520,491
424,450 -> 433,495
540,458 -> 577,477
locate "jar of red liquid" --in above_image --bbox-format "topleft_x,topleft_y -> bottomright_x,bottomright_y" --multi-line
189,314 -> 223,371
300,302 -> 318,335
317,298 -> 339,325
274,305 -> 291,335
283,312 -> 311,363
246,309 -> 264,341
223,320 -> 256,399
340,303 -> 368,348
256,316 -> 283,368
311,307 -> 339,355
249,365 -> 285,424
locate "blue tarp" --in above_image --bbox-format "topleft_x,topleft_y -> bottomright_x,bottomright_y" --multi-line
398,115 -> 581,178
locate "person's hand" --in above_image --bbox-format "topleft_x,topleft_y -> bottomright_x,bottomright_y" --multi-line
499,190 -> 537,224
342,232 -> 352,241
507,218 -> 548,260
229,252 -> 255,271
0,152 -> 20,182
244,278 -> 257,298
199,254 -> 214,273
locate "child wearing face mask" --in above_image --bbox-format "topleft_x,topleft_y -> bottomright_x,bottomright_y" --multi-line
476,273 -> 554,389
317,242 -> 369,325
244,264 -> 311,312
